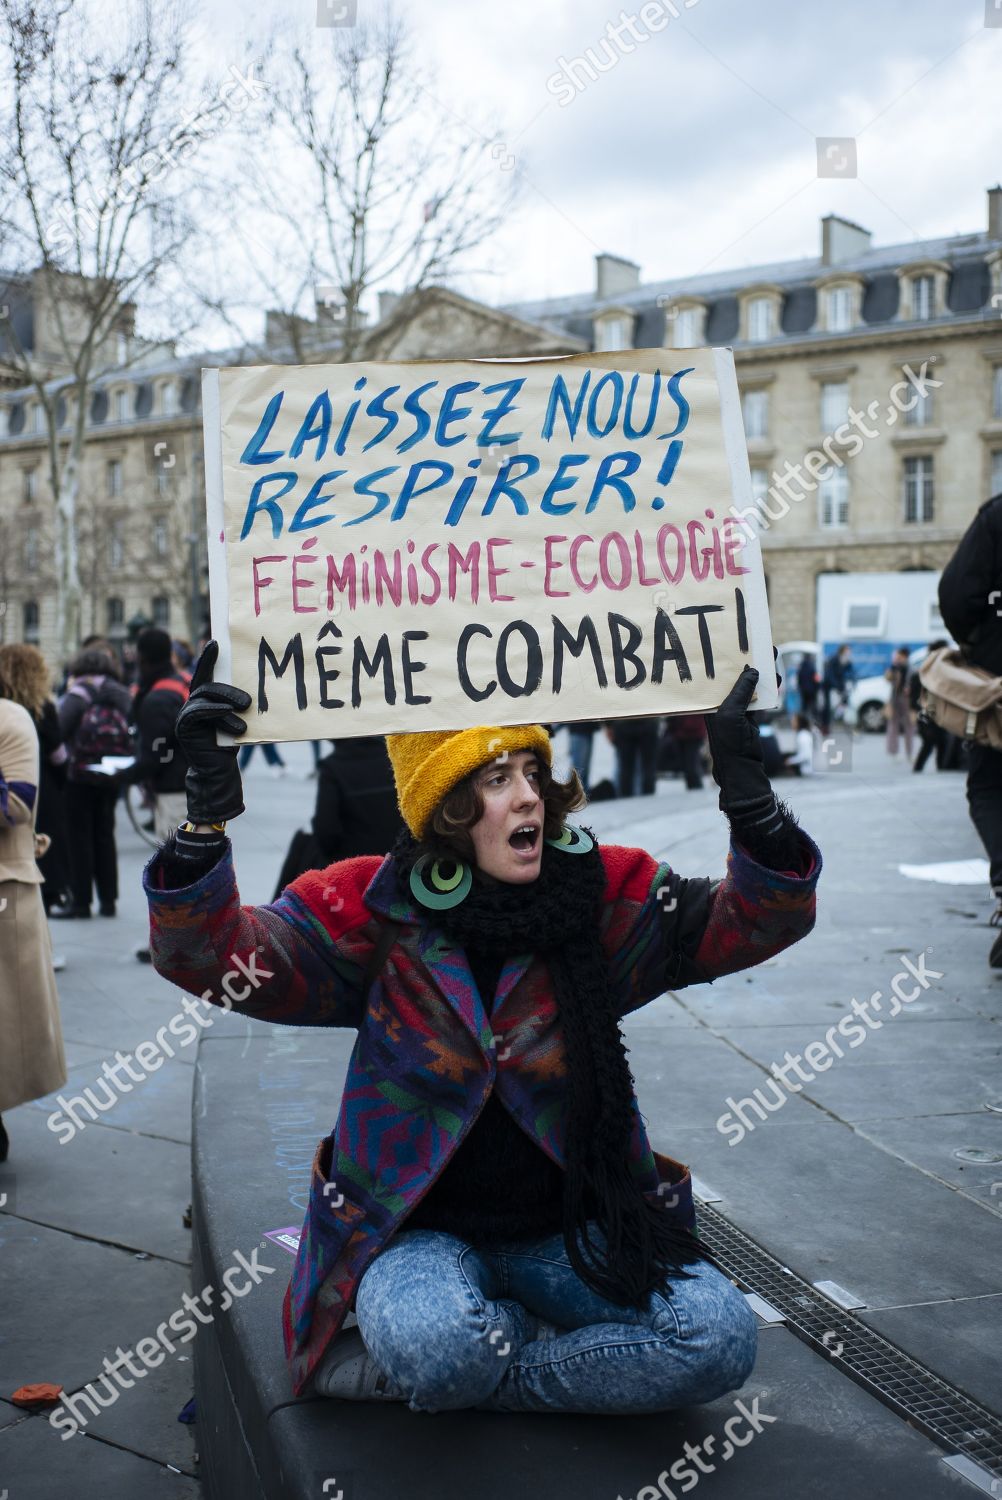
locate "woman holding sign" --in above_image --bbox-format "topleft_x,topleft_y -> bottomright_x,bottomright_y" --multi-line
144,642 -> 820,1414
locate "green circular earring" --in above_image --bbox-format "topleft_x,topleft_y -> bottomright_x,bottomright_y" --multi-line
544,822 -> 595,855
409,853 -> 473,909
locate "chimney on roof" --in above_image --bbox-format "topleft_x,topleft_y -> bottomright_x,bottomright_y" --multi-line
821,214 -> 872,266
989,186 -> 1002,241
595,253 -> 640,301
378,290 -> 401,322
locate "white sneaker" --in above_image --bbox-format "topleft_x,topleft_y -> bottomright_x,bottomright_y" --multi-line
269,766 -> 287,779
312,1327 -> 404,1402
52,953 -> 66,972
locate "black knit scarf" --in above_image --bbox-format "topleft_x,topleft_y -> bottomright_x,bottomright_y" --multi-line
391,825 -> 720,1308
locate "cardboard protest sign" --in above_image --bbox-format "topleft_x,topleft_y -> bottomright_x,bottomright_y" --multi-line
203,348 -> 775,741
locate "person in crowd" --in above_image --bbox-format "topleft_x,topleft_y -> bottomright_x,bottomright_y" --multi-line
112,629 -> 191,957
911,639 -> 955,773
564,720 -> 601,793
796,654 -> 820,723
783,714 -> 815,777
669,714 -> 707,791
143,642 -> 820,1413
53,648 -> 133,919
0,690 -> 67,1162
116,628 -> 191,841
884,647 -> 915,760
819,645 -> 854,734
272,735 -> 406,899
939,493 -> 1002,963
0,645 -> 71,916
605,716 -> 661,798
238,739 -> 287,777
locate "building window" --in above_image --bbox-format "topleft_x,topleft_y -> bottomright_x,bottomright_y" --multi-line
108,522 -> 124,570
24,525 -> 39,572
31,402 -> 45,433
151,595 -> 170,627
991,449 -> 1002,495
153,514 -> 169,558
106,596 -> 125,636
826,286 -> 852,332
818,464 -> 849,529
911,274 -> 934,320
22,467 -> 37,504
673,307 -> 700,348
904,386 -> 934,427
595,316 -> 630,352
903,455 -> 934,523
820,381 -> 849,432
160,382 -> 177,415
107,459 -> 123,497
23,600 -> 40,644
742,389 -> 769,440
114,387 -> 130,422
993,366 -> 1002,420
747,297 -> 774,342
116,332 -> 128,364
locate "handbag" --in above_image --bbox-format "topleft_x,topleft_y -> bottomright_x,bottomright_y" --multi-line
918,646 -> 1002,748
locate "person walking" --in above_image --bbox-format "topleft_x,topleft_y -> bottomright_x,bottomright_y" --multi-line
796,654 -> 820,724
606,715 -> 661,798
116,628 -> 191,842
670,714 -> 707,790
271,735 -> 406,899
53,648 -> 133,919
884,647 -> 915,759
0,645 -> 71,916
819,645 -> 853,734
564,720 -> 601,792
0,694 -> 67,1162
143,642 -> 821,1412
238,740 -> 287,776
939,493 -> 1002,962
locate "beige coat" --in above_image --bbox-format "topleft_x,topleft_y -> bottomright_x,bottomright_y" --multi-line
0,699 -> 66,1112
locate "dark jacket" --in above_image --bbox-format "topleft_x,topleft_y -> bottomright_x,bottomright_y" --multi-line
313,737 -> 405,859
939,493 -> 1002,676
122,670 -> 191,794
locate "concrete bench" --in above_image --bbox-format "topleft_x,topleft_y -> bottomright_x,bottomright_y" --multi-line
191,1020 -> 974,1500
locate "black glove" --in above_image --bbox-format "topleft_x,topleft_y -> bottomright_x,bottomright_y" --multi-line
704,665 -> 772,815
176,640 -> 252,824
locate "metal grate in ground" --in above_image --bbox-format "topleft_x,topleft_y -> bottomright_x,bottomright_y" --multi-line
696,1202 -> 1002,1482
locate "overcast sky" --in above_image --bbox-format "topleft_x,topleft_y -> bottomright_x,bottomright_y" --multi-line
198,0 -> 1000,312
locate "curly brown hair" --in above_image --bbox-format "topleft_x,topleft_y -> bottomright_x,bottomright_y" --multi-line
419,748 -> 588,866
0,643 -> 52,718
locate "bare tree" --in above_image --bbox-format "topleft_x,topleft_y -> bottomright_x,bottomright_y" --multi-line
0,0 -> 226,657
201,8 -> 520,363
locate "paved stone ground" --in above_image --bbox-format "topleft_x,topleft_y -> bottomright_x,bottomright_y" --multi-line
1,726 -> 1000,1498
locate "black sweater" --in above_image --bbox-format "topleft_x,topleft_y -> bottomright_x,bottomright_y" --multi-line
403,946 -> 566,1244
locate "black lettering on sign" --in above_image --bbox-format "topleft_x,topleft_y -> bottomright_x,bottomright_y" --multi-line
673,604 -> 724,678
258,634 -> 306,712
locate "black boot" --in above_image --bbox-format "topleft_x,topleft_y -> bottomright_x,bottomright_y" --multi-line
0,1116 -> 8,1163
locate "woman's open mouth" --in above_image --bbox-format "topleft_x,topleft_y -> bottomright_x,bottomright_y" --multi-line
508,823 -> 541,858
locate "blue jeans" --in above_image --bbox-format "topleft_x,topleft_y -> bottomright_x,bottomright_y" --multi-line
352,1223 -> 757,1415
567,729 -> 594,789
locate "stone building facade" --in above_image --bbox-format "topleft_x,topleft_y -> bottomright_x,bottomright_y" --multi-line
3,192 -> 1001,664
507,188 -> 1002,643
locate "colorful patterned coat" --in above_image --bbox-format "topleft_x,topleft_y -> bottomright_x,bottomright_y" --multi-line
145,828 -> 821,1395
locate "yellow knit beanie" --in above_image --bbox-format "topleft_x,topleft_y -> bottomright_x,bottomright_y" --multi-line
384,724 -> 553,840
